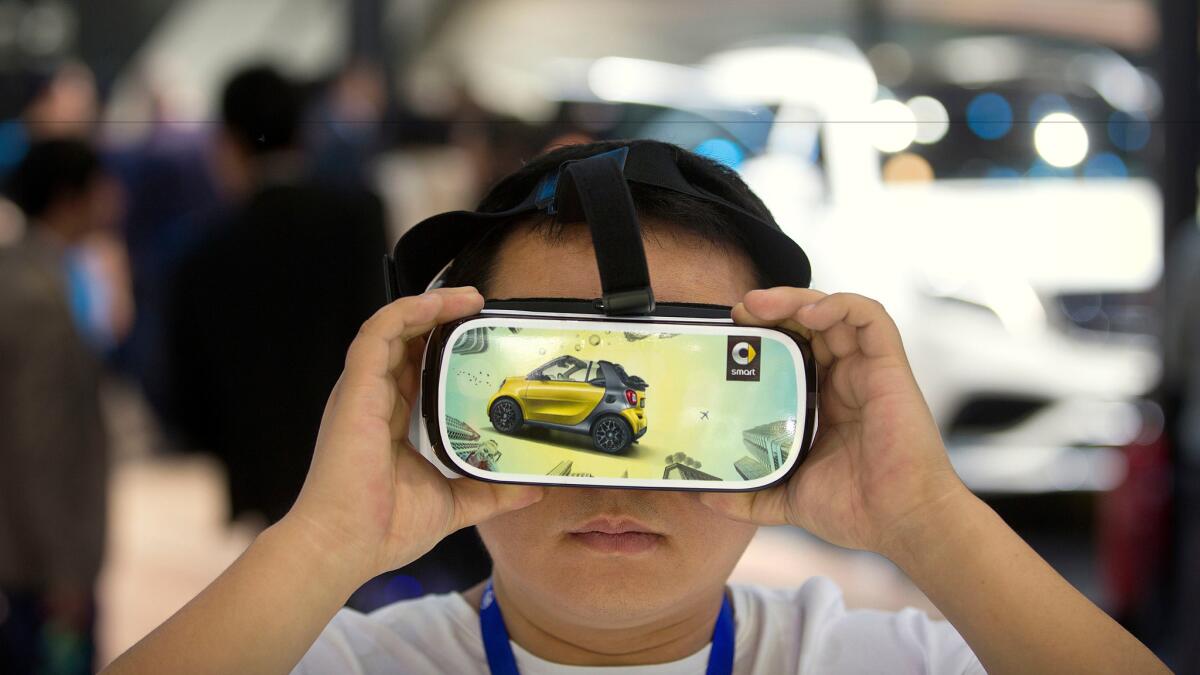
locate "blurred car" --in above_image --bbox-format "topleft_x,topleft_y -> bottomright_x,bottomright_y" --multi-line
710,37 -> 1160,494
488,355 -> 648,453
471,35 -> 1161,493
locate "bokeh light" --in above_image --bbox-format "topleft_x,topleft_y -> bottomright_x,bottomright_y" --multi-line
1028,93 -> 1071,122
1083,152 -> 1129,178
865,99 -> 917,153
693,137 -> 745,169
1107,111 -> 1151,152
882,152 -> 934,182
18,0 -> 75,57
966,92 -> 1013,140
907,96 -> 949,144
1034,112 -> 1089,167
866,42 -> 913,87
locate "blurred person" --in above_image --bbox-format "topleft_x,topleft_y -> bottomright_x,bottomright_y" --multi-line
166,65 -> 386,525
104,98 -> 220,422
107,141 -> 1167,674
0,61 -> 100,176
0,60 -> 133,354
541,131 -> 597,152
20,61 -> 99,142
449,99 -> 561,197
307,60 -> 388,189
0,139 -> 122,674
64,227 -> 136,353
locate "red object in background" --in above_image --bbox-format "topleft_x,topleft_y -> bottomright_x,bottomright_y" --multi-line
1098,433 -> 1172,618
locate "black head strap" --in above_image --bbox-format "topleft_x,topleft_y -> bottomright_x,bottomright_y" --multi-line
385,141 -> 812,308
554,149 -> 654,314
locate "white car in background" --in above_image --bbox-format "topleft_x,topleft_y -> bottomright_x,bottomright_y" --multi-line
539,37 -> 1161,494
709,38 -> 1161,494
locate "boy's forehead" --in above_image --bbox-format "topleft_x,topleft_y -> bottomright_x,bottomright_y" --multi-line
485,220 -> 760,307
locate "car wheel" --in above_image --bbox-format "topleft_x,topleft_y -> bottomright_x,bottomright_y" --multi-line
591,415 -> 632,453
489,398 -> 523,433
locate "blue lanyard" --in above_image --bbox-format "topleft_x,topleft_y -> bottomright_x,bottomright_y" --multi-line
479,579 -> 735,675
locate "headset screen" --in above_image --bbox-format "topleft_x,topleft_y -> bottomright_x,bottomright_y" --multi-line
425,315 -> 815,490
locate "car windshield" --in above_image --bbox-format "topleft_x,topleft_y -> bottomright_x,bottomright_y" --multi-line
534,356 -> 592,382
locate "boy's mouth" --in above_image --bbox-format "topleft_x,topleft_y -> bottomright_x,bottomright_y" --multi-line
566,516 -> 664,555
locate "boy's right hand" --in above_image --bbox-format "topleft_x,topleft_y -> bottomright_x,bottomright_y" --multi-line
282,287 -> 544,587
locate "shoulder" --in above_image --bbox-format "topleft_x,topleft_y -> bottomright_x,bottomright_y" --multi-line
293,592 -> 486,675
731,579 -> 983,675
255,182 -> 383,217
0,241 -> 70,331
246,184 -> 386,249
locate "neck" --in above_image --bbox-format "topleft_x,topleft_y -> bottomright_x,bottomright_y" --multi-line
466,573 -> 727,667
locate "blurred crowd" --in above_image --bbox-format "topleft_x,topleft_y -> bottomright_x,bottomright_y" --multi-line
0,55 -> 588,673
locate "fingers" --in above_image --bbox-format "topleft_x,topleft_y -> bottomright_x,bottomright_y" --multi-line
698,488 -> 790,527
733,291 -> 836,367
796,292 -> 905,361
447,479 -> 545,531
343,287 -> 484,383
740,287 -> 828,322
739,288 -> 905,362
389,335 -> 426,440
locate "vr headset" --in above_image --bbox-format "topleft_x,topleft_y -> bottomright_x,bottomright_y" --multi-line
385,142 -> 817,491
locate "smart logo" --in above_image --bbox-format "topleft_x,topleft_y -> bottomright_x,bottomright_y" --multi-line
726,336 -> 761,381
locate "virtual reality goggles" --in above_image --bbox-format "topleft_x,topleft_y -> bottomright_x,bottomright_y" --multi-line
385,141 -> 817,491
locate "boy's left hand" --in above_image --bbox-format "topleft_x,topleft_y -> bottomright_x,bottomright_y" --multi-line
701,287 -> 972,558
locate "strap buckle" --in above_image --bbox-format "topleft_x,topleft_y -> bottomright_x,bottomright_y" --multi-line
596,288 -> 656,316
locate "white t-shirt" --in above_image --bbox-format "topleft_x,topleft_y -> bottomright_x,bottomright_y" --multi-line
293,577 -> 984,674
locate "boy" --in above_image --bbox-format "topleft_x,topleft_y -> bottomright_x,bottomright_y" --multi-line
106,141 -> 1167,673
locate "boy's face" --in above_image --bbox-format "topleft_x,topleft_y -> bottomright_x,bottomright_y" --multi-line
476,220 -> 761,625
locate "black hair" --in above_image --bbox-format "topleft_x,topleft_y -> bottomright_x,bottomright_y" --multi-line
5,139 -> 103,219
442,139 -> 775,292
220,65 -> 303,155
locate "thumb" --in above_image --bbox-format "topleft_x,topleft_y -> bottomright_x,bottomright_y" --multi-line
698,491 -> 754,522
448,480 -> 546,531
699,488 -> 789,526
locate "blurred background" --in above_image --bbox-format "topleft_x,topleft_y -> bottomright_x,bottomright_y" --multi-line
0,0 -> 1197,672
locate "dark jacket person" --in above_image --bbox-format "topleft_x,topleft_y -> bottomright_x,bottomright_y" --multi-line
167,66 -> 386,523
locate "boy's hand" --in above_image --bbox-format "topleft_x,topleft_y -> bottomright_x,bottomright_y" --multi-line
701,287 -> 971,558
282,287 -> 544,586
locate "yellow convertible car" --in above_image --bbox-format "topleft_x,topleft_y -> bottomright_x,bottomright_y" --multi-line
487,355 -> 648,453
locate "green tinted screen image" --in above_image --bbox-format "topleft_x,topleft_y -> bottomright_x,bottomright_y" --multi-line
437,321 -> 802,485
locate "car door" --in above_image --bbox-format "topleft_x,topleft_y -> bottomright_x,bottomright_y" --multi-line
523,358 -> 604,424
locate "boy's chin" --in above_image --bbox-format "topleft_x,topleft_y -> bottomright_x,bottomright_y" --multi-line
549,578 -> 692,624
529,553 -> 692,618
